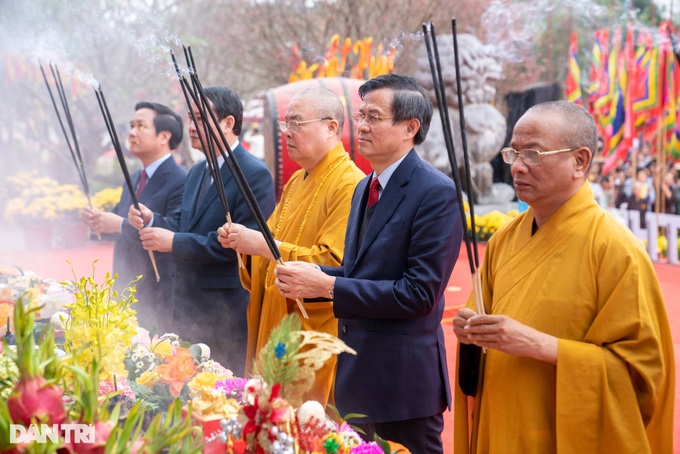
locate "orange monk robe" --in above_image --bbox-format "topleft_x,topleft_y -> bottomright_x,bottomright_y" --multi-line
240,143 -> 365,406
454,182 -> 674,454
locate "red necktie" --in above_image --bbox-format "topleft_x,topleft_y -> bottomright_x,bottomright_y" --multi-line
367,177 -> 380,207
136,169 -> 148,197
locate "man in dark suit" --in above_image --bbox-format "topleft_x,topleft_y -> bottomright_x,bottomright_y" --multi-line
274,74 -> 463,452
81,101 -> 187,332
129,86 -> 275,374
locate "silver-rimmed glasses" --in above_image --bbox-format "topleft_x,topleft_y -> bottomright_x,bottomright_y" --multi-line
351,112 -> 393,126
278,117 -> 332,133
501,147 -> 575,166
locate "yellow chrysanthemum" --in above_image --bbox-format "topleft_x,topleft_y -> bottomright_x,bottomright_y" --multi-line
658,235 -> 668,257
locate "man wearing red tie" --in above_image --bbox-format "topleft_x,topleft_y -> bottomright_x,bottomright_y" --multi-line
81,101 -> 187,331
274,74 -> 463,452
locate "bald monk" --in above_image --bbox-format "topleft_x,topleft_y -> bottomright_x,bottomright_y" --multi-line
453,100 -> 674,454
218,87 -> 364,406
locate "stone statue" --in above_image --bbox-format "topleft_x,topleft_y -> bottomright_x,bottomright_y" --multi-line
415,33 -> 512,204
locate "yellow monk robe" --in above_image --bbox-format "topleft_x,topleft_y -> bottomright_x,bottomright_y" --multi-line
454,182 -> 674,454
240,143 -> 365,405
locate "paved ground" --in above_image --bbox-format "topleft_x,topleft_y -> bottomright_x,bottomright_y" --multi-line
0,239 -> 678,452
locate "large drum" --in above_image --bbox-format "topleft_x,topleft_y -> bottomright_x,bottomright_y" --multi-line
263,77 -> 373,199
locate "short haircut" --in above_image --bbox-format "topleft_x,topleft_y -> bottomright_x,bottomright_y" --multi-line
358,74 -> 433,145
292,87 -> 345,136
525,101 -> 598,159
134,101 -> 184,149
203,85 -> 243,136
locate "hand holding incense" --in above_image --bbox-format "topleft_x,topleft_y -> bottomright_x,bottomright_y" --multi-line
94,86 -> 160,282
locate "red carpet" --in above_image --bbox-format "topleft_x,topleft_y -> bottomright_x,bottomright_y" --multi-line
0,240 -> 678,452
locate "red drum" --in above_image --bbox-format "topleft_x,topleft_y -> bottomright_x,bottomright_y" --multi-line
263,77 -> 372,199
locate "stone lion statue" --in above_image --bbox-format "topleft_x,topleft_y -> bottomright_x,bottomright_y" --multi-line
415,33 -> 511,204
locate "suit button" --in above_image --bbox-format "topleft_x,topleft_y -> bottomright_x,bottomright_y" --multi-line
342,325 -> 347,334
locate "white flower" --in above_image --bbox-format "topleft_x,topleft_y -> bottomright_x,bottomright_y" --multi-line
297,400 -> 326,426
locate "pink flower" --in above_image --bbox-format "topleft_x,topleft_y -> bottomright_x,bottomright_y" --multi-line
98,376 -> 135,401
132,327 -> 151,348
350,442 -> 384,453
215,377 -> 248,400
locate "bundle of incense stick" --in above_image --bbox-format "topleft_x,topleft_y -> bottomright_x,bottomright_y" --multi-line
170,47 -> 308,320
422,20 -> 485,396
39,62 -> 99,239
93,85 -> 161,282
175,50 -> 245,270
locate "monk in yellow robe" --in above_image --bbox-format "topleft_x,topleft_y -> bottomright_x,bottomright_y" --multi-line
453,101 -> 674,454
218,87 -> 364,406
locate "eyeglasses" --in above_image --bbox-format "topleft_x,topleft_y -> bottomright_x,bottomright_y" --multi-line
351,112 -> 393,126
278,117 -> 332,133
501,147 -> 575,166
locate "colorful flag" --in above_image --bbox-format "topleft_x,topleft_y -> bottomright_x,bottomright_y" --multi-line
565,32 -> 583,105
623,24 -> 635,150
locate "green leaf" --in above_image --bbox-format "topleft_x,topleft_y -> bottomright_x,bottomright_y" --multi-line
373,434 -> 392,454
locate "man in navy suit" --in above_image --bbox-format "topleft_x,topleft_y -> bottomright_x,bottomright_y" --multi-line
275,74 -> 463,452
82,101 -> 187,332
129,86 -> 275,374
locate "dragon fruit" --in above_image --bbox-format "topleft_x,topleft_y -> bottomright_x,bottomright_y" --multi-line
7,375 -> 66,425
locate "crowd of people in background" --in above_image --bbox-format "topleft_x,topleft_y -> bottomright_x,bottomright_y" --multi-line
586,141 -> 680,228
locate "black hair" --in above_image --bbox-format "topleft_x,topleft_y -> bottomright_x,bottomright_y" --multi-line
358,74 -> 433,145
134,101 -> 184,149
202,86 -> 244,136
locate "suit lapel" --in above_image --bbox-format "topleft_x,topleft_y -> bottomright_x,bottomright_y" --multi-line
350,149 -> 419,274
187,145 -> 241,230
345,177 -> 369,266
139,157 -> 172,203
182,164 -> 205,231
115,180 -> 134,217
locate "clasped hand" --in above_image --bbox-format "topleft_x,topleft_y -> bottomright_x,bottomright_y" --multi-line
274,261 -> 333,299
81,207 -> 122,234
453,308 -> 558,364
216,222 -> 272,259
127,203 -> 174,252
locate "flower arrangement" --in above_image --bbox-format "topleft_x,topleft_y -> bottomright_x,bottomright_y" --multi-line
126,332 -> 234,418
61,267 -> 139,382
0,297 -> 203,453
91,186 -> 123,212
0,267 -> 410,453
199,314 -> 408,454
0,267 -> 75,335
3,171 -> 122,224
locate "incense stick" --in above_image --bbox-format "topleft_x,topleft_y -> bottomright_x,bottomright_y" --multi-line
39,62 -> 99,239
174,48 -> 308,319
169,52 -> 245,270
451,19 -> 482,275
94,86 -> 161,282
423,21 -> 485,396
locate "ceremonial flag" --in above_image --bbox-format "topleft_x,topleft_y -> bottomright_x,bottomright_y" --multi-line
565,32 -> 583,105
632,28 -> 660,137
589,29 -> 610,154
588,30 -> 609,103
623,24 -> 635,150
602,36 -> 628,174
